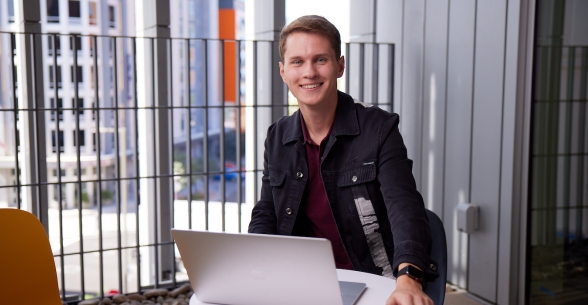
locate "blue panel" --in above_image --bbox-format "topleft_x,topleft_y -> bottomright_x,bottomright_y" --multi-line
219,0 -> 234,9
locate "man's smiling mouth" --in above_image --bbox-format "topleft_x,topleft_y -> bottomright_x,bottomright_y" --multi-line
301,83 -> 322,89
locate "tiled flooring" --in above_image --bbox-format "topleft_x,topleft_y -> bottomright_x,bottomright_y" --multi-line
444,285 -> 488,305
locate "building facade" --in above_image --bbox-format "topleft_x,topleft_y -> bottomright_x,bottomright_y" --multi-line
0,0 -> 133,209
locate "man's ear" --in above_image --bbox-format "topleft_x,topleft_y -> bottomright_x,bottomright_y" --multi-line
279,62 -> 285,82
337,56 -> 345,78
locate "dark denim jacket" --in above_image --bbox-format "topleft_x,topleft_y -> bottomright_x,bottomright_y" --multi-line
248,91 -> 439,282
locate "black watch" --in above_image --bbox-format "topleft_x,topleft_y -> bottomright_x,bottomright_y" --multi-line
396,265 -> 425,287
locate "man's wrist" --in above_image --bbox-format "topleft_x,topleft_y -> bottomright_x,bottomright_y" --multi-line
396,264 -> 426,290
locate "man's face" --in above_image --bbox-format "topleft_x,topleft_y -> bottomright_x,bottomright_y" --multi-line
279,32 -> 345,109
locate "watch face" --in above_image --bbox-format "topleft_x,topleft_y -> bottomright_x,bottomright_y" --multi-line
401,265 -> 423,282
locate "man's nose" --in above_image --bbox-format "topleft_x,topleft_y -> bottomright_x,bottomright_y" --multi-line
302,62 -> 318,78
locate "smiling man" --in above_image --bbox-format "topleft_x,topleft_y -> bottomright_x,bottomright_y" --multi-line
248,15 -> 438,305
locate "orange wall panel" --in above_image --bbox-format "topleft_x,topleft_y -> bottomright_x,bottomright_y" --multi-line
219,9 -> 236,103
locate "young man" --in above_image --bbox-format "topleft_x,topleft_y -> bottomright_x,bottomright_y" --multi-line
248,15 -> 438,305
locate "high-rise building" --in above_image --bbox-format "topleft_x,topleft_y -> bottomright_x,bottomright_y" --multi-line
0,0 -> 134,209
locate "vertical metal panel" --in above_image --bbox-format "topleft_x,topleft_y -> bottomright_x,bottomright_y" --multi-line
111,36 -> 123,293
399,0 -> 425,188
359,43 -> 365,102
219,41 -> 226,232
15,0 -> 48,227
497,0 -> 527,303
235,40 -> 243,232
443,0 -> 476,289
496,1 -> 532,304
131,36 -> 142,293
512,3 -> 537,303
203,39 -> 210,230
72,33 -> 86,298
469,0 -> 508,301
185,39 -> 193,230
91,34 -> 106,299
421,0 -> 449,216
345,43 -> 350,93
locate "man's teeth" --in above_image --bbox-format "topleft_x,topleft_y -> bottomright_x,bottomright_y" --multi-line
302,84 -> 320,89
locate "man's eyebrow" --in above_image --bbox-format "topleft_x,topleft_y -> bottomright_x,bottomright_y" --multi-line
286,53 -> 331,60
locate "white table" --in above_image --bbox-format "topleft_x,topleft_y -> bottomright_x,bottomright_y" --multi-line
189,269 -> 396,305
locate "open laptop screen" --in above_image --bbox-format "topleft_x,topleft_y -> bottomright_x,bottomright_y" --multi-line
172,230 -> 365,305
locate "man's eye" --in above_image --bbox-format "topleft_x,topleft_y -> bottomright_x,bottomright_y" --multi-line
316,58 -> 326,63
292,60 -> 302,65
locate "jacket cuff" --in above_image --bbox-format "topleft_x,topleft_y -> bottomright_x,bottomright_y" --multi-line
392,240 -> 439,282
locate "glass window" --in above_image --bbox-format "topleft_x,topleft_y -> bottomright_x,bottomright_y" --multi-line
68,0 -> 80,18
71,65 -> 83,84
73,98 -> 84,115
46,0 -> 59,23
89,36 -> 95,56
73,130 -> 85,147
70,35 -> 82,53
13,66 -> 17,86
89,2 -> 97,25
8,0 -> 14,23
528,1 -> 588,303
108,5 -> 115,28
91,101 -> 96,120
50,98 -> 63,121
48,65 -> 62,88
51,130 -> 64,153
47,34 -> 61,56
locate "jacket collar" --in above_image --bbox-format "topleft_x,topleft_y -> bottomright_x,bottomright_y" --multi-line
282,91 -> 360,145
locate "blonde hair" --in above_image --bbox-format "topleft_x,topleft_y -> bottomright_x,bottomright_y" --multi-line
279,15 -> 341,61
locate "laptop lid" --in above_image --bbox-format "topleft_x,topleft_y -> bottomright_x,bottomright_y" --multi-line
171,229 -> 344,305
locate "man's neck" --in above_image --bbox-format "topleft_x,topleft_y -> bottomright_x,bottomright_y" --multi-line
299,96 -> 338,144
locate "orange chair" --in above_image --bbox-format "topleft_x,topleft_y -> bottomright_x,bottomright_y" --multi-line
0,208 -> 62,305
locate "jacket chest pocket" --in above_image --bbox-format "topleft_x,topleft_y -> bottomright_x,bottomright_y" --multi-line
269,169 -> 287,200
337,162 -> 378,205
337,162 -> 377,187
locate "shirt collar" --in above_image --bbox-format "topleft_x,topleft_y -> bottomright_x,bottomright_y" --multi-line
299,111 -> 335,145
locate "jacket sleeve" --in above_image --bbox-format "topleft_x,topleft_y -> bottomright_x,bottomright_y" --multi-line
377,114 -> 439,282
248,136 -> 278,234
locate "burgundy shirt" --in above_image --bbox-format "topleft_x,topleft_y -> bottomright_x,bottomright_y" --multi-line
300,113 -> 354,270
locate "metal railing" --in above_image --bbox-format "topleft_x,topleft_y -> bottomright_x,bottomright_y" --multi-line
0,31 -> 394,302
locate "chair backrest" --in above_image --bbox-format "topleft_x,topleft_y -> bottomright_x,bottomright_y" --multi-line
0,208 -> 62,305
424,209 -> 448,305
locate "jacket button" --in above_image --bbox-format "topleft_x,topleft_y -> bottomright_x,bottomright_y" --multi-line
352,175 -> 357,182
286,208 -> 292,215
430,264 -> 436,270
296,172 -> 303,178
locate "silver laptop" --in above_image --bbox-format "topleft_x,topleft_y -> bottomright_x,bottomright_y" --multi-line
171,229 -> 366,305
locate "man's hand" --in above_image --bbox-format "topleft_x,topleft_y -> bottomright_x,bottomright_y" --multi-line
385,265 -> 432,305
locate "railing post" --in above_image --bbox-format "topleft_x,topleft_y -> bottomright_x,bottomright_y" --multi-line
14,0 -> 48,230
245,0 -> 285,212
136,0 -> 174,287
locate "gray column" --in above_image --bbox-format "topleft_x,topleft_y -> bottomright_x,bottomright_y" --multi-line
15,0 -> 48,230
253,0 -> 286,122
136,0 -> 174,286
245,0 -> 285,211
